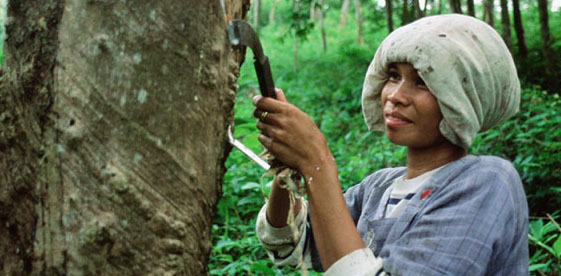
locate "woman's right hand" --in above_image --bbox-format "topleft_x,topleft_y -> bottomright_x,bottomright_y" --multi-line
252,89 -> 334,176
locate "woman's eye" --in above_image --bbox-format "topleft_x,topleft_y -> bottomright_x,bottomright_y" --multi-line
416,78 -> 428,89
388,72 -> 400,82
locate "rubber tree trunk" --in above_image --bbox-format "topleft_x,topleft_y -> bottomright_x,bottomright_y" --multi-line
339,0 -> 351,27
512,0 -> 527,58
354,0 -> 364,45
423,0 -> 430,15
467,0 -> 475,16
269,0 -> 279,24
500,0 -> 513,51
0,0 -> 250,275
537,0 -> 556,76
318,0 -> 327,52
413,0 -> 424,18
401,0 -> 411,26
385,0 -> 394,33
253,0 -> 261,32
483,0 -> 495,27
449,0 -> 462,14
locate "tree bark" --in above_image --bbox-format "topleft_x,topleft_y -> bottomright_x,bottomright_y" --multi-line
512,0 -> 527,58
537,0 -> 556,76
483,0 -> 495,27
0,0 -> 250,275
500,0 -> 513,51
385,0 -> 394,33
467,0 -> 475,16
449,0 -> 462,14
339,0 -> 351,27
354,0 -> 364,45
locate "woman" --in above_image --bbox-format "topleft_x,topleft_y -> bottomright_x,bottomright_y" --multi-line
253,14 -> 528,275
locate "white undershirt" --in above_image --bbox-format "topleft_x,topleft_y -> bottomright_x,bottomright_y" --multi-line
385,166 -> 443,218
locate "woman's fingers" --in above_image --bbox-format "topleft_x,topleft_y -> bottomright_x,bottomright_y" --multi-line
253,95 -> 288,113
275,88 -> 287,102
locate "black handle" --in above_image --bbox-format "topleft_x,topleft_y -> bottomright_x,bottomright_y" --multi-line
254,57 -> 276,99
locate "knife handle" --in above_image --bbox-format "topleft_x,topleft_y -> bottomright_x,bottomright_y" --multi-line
254,56 -> 276,99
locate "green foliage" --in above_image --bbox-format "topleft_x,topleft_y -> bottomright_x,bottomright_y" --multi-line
528,213 -> 561,275
471,86 -> 561,215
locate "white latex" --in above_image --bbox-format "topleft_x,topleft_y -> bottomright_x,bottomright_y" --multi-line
362,14 -> 520,148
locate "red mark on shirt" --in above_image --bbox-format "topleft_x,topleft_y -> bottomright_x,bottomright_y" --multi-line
421,189 -> 432,200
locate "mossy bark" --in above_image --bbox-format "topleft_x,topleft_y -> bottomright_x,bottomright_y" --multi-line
0,0 -> 249,275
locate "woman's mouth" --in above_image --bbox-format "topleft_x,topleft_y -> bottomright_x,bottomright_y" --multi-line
384,112 -> 412,127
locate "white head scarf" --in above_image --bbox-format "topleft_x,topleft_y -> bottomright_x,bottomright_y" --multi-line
362,14 -> 520,148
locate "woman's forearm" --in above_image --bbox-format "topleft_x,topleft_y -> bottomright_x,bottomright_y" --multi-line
301,158 -> 366,270
266,175 -> 302,228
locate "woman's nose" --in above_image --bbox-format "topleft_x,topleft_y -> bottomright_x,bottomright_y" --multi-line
387,84 -> 410,105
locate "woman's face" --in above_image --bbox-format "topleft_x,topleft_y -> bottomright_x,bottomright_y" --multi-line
381,63 -> 448,149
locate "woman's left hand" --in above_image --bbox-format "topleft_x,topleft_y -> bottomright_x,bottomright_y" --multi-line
253,89 -> 333,175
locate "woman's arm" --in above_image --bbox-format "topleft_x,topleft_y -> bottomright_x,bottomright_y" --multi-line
253,89 -> 365,270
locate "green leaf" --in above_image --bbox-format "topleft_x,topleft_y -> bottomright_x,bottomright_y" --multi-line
553,235 -> 561,259
251,262 -> 275,275
241,182 -> 261,191
529,263 -> 549,272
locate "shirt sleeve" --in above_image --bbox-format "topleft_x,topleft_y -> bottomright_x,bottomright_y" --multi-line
324,248 -> 386,276
255,200 -> 312,268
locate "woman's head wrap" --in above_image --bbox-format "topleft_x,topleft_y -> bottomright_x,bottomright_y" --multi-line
362,14 -> 520,148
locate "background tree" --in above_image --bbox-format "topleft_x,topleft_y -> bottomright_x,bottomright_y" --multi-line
449,0 -> 463,14
467,0 -> 475,16
0,0 -> 250,275
385,0 -> 394,33
253,0 -> 261,31
500,0 -> 513,50
483,0 -> 495,27
401,0 -> 412,25
512,0 -> 527,58
414,0 -> 425,18
269,0 -> 280,24
354,0 -> 364,45
340,0 -> 351,27
537,0 -> 556,81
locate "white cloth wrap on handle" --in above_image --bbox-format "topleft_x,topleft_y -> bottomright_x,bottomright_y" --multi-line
362,14 -> 520,148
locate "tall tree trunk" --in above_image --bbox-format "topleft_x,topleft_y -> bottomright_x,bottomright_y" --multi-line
424,0 -> 431,15
483,0 -> 495,27
449,0 -> 463,14
467,0 -> 475,16
339,0 -> 351,27
500,0 -> 513,51
386,0 -> 394,33
413,0 -> 425,18
354,0 -> 364,45
318,0 -> 327,52
512,0 -> 527,58
293,1 -> 300,72
402,0 -> 410,26
310,0 -> 317,20
269,0 -> 280,24
537,0 -> 557,76
0,0 -> 250,275
253,0 -> 261,31
438,0 -> 443,14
